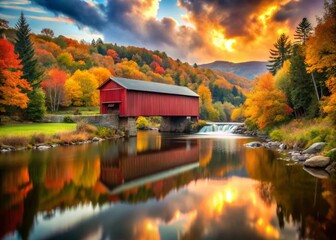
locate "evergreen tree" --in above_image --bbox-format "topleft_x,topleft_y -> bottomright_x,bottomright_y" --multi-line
294,18 -> 313,44
289,45 -> 317,117
15,12 -> 42,89
267,33 -> 292,75
15,13 -> 45,121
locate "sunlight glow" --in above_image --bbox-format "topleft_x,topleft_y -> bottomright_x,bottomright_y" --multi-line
211,30 -> 236,52
258,6 -> 277,27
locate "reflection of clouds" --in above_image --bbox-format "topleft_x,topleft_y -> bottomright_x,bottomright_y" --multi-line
46,177 -> 283,239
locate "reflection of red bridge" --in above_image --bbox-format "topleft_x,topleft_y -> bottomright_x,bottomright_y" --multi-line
101,143 -> 199,189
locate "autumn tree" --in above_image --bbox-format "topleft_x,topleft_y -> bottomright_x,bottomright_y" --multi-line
42,68 -> 68,111
306,0 -> 336,121
65,70 -> 99,106
90,67 -> 111,85
41,28 -> 54,38
0,39 -> 31,114
267,34 -> 292,75
244,73 -> 292,129
107,49 -> 120,63
198,84 -> 219,120
294,18 -> 313,44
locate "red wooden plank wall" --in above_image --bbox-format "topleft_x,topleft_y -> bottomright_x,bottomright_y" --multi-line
99,80 -> 199,117
125,91 -> 198,117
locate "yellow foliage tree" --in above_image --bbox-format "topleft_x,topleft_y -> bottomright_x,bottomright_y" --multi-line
90,67 -> 111,85
306,1 -> 336,121
64,78 -> 82,106
65,70 -> 99,106
244,73 -> 292,129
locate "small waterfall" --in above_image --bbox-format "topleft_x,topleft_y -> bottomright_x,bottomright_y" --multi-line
198,123 -> 241,134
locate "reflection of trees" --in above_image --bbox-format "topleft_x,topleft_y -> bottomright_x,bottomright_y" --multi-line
245,147 -> 335,239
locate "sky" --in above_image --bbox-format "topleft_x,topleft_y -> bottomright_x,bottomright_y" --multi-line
0,0 -> 325,64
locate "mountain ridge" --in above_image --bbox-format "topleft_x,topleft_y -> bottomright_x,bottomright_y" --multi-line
199,60 -> 268,80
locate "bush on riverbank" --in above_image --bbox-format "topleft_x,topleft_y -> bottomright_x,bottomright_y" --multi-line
269,119 -> 336,150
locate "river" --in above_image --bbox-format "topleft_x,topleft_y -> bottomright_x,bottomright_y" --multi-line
0,131 -> 335,240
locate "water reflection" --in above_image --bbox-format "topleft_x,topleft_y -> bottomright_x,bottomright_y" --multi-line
0,131 -> 335,239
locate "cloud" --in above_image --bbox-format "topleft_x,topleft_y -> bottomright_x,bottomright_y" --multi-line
30,0 -> 324,63
0,4 -> 47,13
27,15 -> 74,24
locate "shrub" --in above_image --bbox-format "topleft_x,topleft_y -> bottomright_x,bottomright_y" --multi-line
97,127 -> 117,138
63,115 -> 74,123
326,149 -> 336,161
30,133 -> 50,145
0,136 -> 29,147
76,121 -> 97,134
54,131 -> 89,144
269,129 -> 284,141
190,120 -> 207,132
24,89 -> 47,121
136,116 -> 150,130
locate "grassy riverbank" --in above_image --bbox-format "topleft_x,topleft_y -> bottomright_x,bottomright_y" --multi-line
0,122 -> 120,149
269,119 -> 336,151
0,123 -> 77,136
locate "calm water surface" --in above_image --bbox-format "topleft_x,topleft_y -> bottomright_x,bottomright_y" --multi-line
0,131 -> 335,240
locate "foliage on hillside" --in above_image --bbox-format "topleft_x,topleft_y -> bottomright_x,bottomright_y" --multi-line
241,1 -> 336,133
1,17 -> 250,121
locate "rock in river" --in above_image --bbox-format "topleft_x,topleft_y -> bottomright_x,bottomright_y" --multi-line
302,142 -> 326,154
303,155 -> 331,168
244,141 -> 262,148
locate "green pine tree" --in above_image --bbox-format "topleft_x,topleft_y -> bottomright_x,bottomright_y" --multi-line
294,18 -> 313,44
15,12 -> 42,89
15,12 -> 45,121
267,33 -> 292,75
289,45 -> 317,117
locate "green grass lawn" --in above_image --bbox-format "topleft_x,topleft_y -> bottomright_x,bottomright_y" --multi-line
47,106 -> 100,116
0,123 -> 77,136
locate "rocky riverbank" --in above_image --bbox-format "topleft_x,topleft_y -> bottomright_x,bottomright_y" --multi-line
235,124 -> 336,178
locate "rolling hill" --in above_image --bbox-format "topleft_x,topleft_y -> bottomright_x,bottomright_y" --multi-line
200,61 -> 268,80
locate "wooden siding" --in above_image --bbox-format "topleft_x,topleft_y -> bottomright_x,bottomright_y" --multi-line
99,79 -> 199,117
125,90 -> 198,117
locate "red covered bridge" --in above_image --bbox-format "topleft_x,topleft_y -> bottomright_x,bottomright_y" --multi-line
98,77 -> 199,117
98,77 -> 199,134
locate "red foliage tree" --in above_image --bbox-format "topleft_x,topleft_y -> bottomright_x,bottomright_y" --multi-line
0,39 -> 31,113
42,68 -> 68,111
107,49 -> 120,63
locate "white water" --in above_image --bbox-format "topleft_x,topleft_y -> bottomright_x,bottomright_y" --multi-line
198,123 -> 241,134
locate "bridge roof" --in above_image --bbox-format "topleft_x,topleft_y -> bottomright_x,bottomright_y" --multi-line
99,77 -> 199,98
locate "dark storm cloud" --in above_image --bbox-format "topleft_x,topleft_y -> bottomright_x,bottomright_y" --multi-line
273,0 -> 321,24
31,0 -> 107,31
178,0 -> 265,38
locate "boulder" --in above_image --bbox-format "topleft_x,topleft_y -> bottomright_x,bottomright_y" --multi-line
244,141 -> 262,148
303,142 -> 326,154
303,167 -> 330,179
92,137 -> 102,142
37,145 -> 51,150
304,155 -> 331,168
325,161 -> 336,175
292,154 -> 309,162
280,144 -> 287,150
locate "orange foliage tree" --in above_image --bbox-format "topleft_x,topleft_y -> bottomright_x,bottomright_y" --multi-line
42,68 -> 68,111
306,1 -> 336,121
244,73 -> 292,129
0,39 -> 31,113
